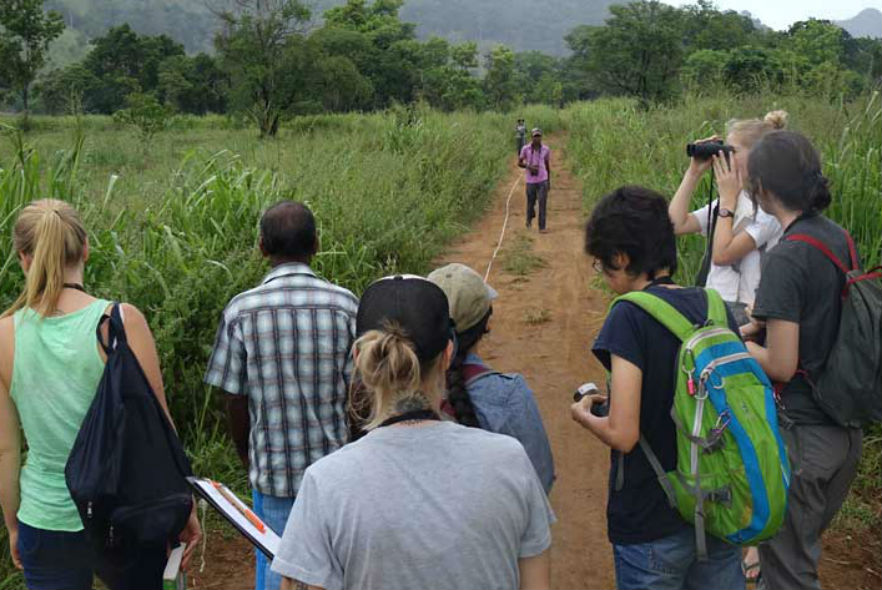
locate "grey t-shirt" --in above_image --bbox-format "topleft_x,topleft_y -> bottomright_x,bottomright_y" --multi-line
271,421 -> 555,590
753,214 -> 853,425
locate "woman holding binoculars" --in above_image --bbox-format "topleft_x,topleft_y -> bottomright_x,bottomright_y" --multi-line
668,110 -> 788,328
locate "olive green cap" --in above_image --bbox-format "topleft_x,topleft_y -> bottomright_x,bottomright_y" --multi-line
427,263 -> 498,333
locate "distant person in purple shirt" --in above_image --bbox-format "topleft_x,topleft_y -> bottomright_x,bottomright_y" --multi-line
518,128 -> 552,233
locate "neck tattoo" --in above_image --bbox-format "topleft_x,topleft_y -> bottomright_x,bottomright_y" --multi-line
392,392 -> 432,416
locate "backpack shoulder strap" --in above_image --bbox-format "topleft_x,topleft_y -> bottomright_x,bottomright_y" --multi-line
615,291 -> 695,342
704,288 -> 728,326
461,362 -> 500,387
786,233 -> 853,274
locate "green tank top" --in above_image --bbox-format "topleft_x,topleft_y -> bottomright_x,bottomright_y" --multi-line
11,299 -> 111,531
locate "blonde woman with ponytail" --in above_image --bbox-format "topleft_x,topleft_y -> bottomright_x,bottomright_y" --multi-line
0,200 -> 201,590
668,110 -> 788,327
272,276 -> 555,590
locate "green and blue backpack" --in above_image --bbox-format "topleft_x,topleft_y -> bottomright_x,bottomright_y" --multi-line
612,288 -> 790,558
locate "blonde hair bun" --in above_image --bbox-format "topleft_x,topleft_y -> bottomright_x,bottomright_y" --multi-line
764,110 -> 789,130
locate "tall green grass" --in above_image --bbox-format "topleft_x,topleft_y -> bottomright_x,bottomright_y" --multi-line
565,91 -> 882,540
0,104 -> 561,586
565,91 -> 882,277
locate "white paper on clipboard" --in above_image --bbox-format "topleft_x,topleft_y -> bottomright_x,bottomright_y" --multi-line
188,477 -> 280,558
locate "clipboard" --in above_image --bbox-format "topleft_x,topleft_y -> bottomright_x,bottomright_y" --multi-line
187,477 -> 280,559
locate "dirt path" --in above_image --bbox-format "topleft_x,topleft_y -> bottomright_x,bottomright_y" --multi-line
437,134 -> 615,589
188,134 -> 880,590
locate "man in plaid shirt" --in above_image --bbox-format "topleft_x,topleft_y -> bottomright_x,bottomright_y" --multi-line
205,201 -> 358,590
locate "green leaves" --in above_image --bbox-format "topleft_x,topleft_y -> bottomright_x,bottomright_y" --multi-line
0,0 -> 64,117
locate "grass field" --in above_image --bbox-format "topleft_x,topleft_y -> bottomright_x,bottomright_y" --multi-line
0,103 -> 562,588
0,93 -> 879,587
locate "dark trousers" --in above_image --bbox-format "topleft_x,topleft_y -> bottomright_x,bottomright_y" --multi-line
758,424 -> 862,590
526,181 -> 548,230
17,520 -> 166,590
516,136 -> 525,155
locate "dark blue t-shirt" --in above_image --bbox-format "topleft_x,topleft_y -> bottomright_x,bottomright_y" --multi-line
592,285 -> 739,545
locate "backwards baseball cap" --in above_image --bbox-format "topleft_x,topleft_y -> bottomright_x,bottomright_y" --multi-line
531,128 -> 543,137
427,263 -> 498,334
356,275 -> 451,363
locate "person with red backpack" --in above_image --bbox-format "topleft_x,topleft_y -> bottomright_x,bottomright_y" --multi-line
744,131 -> 868,590
427,263 -> 555,494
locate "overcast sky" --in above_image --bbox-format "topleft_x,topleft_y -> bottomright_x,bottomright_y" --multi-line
661,0 -> 879,30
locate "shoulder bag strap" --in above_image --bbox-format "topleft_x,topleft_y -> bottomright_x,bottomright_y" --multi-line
95,303 -> 127,355
615,291 -> 695,342
704,288 -> 728,326
785,233 -> 853,273
461,362 -> 500,387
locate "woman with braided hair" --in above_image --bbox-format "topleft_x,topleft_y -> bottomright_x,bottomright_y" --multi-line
428,263 -> 555,494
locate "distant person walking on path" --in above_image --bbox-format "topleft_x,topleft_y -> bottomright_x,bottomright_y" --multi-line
515,118 -> 527,154
519,128 -> 551,232
428,263 -> 555,493
204,201 -> 358,590
0,199 -> 201,590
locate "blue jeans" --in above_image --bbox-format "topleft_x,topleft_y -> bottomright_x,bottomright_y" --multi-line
16,520 -> 165,590
252,490 -> 296,590
613,527 -> 745,590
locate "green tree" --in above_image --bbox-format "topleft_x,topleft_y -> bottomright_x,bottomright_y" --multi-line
450,41 -> 479,71
319,0 -> 419,107
113,91 -> 172,144
484,45 -> 519,110
584,1 -> 685,104
787,19 -> 849,67
681,0 -> 760,53
81,24 -> 185,113
0,0 -> 64,124
157,53 -> 227,115
563,25 -> 598,100
215,0 -> 312,136
681,49 -> 726,90
34,63 -> 99,114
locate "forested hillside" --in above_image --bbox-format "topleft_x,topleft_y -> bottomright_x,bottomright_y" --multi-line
45,0 -> 617,57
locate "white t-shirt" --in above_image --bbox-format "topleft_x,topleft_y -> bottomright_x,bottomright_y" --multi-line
692,190 -> 782,305
271,421 -> 555,590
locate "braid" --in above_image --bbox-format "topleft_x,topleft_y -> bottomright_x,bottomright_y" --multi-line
445,311 -> 491,428
447,349 -> 480,427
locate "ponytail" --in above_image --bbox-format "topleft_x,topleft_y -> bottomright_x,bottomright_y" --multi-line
354,322 -> 444,431
2,199 -> 87,318
727,109 -> 789,149
445,310 -> 491,428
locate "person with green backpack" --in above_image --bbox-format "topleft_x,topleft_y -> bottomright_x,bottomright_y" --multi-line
572,186 -> 790,590
743,130 -> 877,590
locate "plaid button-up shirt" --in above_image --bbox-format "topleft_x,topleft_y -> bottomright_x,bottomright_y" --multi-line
205,263 -> 358,497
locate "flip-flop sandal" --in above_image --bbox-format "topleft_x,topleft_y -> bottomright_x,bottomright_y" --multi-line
742,558 -> 761,583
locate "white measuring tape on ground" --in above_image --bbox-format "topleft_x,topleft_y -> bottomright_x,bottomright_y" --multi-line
484,176 -> 523,282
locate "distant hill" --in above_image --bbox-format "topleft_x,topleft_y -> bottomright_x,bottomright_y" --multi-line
835,8 -> 882,39
44,0 -> 618,59
398,0 -> 617,55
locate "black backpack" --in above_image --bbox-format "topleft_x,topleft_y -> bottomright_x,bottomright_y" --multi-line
65,304 -> 193,550
785,231 -> 882,427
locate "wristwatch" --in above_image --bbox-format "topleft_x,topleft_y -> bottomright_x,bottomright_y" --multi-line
718,208 -> 734,218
